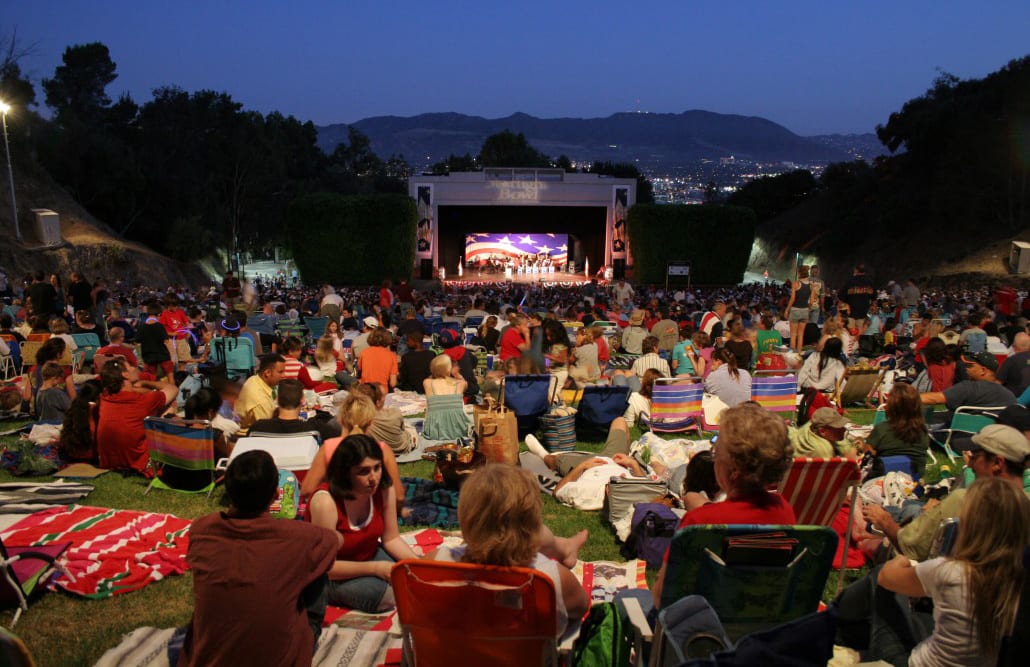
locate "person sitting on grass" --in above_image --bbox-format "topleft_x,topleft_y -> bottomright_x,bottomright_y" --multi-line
177,450 -> 341,666
57,379 -> 101,464
280,336 -> 336,393
248,378 -> 341,443
34,361 -> 75,421
428,464 -> 591,638
523,417 -> 662,511
623,368 -> 662,428
422,354 -> 469,441
96,357 -> 178,475
398,332 -> 434,392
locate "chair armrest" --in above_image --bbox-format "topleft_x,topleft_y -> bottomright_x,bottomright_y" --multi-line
623,596 -> 653,642
215,457 -> 229,471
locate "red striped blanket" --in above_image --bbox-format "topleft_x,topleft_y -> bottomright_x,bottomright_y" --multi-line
1,504 -> 191,598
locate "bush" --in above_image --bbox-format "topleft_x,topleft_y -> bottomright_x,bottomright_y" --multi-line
627,204 -> 756,284
286,193 -> 417,285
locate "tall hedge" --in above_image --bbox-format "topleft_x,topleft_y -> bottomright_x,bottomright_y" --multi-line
286,193 -> 417,285
627,204 -> 756,284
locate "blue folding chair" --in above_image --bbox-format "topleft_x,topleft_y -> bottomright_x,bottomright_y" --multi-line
304,316 -> 328,340
501,374 -> 554,436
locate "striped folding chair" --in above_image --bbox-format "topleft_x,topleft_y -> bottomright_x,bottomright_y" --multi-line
751,372 -> 798,424
649,377 -> 704,434
777,457 -> 862,594
143,417 -> 217,497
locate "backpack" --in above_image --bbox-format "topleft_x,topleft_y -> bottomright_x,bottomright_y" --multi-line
572,602 -> 630,667
621,503 -> 679,569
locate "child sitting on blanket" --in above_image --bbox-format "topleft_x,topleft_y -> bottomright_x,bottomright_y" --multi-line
427,464 -> 590,637
178,450 -> 341,666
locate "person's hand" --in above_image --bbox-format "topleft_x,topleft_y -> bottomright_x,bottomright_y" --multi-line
611,453 -> 633,466
373,560 -> 393,581
862,503 -> 890,528
582,458 -> 607,469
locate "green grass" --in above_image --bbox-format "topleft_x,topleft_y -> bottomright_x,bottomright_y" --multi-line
1,410 -> 890,666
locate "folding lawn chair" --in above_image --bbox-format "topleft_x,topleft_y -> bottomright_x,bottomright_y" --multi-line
649,377 -> 704,434
934,405 -> 1008,457
777,457 -> 862,594
625,524 -> 837,653
391,559 -> 573,667
143,417 -> 218,498
303,316 -> 328,340
502,374 -> 554,436
750,372 -> 798,424
575,384 -> 629,434
211,336 -> 255,380
70,333 -> 101,364
463,315 -> 483,329
17,342 -> 42,375
0,536 -> 73,627
834,368 -> 880,408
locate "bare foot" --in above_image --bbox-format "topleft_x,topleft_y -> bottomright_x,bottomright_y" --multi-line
560,529 -> 589,568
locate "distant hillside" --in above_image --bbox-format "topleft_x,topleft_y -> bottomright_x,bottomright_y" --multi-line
806,133 -> 887,162
317,111 -> 849,167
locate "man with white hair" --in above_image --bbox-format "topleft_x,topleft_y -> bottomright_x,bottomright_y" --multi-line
997,332 -> 1030,397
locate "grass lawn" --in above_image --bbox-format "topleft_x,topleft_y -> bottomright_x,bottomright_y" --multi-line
1,408 -> 893,666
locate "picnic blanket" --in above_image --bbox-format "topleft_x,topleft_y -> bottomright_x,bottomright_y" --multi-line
0,480 -> 95,531
383,391 -> 427,417
519,451 -> 562,493
398,476 -> 460,528
0,504 -> 191,598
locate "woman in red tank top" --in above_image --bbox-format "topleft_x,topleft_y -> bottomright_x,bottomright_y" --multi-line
306,434 -> 418,613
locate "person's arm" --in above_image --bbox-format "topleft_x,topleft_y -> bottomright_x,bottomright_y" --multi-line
785,286 -> 796,310
300,449 -> 329,497
612,452 -> 646,477
380,487 -> 418,564
920,392 -> 946,405
877,554 -> 927,598
64,374 -> 77,400
380,446 -> 403,507
863,503 -> 902,550
308,492 -> 391,581
135,379 -> 179,406
553,458 -> 607,496
558,564 -> 590,621
652,561 -> 668,609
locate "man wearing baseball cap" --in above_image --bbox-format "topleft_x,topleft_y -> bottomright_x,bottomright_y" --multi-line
919,351 -> 1016,425
864,424 -> 1029,561
790,407 -> 855,458
352,315 -> 380,360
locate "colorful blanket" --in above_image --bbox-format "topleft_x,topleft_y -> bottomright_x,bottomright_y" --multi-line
0,504 -> 191,598
399,476 -> 460,528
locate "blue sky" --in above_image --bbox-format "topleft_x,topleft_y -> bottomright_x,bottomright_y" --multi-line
6,1 -> 1030,134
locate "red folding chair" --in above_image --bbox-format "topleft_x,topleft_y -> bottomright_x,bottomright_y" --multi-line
777,456 -> 862,593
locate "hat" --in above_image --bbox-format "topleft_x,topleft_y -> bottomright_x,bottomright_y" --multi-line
362,316 -> 378,329
810,407 -> 849,429
629,310 -> 645,326
438,328 -> 460,348
969,424 -> 1030,463
996,405 -> 1030,433
961,351 -> 999,372
937,330 -> 960,345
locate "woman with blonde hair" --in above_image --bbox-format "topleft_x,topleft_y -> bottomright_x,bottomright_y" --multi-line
429,464 -> 590,636
877,477 -> 1030,666
314,335 -> 343,380
300,394 -> 402,501
421,354 -> 468,440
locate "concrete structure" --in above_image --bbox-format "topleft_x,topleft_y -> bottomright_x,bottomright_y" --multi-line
408,169 -> 636,278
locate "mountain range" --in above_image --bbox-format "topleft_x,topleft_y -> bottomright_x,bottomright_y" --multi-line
316,111 -> 881,170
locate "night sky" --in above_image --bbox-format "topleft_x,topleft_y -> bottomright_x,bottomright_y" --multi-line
7,1 -> 1030,135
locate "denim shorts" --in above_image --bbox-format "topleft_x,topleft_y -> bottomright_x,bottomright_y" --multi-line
789,307 -> 810,322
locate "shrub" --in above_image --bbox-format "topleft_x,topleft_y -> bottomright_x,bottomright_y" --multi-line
627,204 -> 756,284
286,193 -> 417,285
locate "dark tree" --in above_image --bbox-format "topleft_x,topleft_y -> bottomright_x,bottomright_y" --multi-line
586,161 -> 655,204
478,130 -> 551,168
42,42 -> 117,124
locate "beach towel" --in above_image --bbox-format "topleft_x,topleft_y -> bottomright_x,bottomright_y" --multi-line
1,505 -> 191,598
0,480 -> 95,531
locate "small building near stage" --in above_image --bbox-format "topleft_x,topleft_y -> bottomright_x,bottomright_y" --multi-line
408,169 -> 637,279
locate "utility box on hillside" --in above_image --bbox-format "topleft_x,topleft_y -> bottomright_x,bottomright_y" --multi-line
31,209 -> 62,247
1010,241 -> 1030,274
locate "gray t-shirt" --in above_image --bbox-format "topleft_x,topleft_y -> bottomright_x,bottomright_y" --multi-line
704,366 -> 752,407
942,380 -> 1016,411
35,386 -> 71,422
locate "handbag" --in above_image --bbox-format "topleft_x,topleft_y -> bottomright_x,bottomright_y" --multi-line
702,393 -> 729,427
576,385 -> 630,433
474,397 -> 519,465
501,374 -> 553,434
539,406 -> 577,453
433,448 -> 486,490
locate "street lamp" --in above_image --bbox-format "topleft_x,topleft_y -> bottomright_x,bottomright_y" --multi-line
0,101 -> 19,241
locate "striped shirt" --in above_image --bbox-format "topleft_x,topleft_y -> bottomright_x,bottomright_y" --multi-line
631,353 -> 671,378
282,356 -> 304,380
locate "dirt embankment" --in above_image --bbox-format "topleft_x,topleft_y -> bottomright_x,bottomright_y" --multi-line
0,160 -> 210,289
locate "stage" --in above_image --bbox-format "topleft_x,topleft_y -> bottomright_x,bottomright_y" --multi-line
442,268 -> 594,287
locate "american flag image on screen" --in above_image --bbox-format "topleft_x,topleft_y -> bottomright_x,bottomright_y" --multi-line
465,233 -> 568,264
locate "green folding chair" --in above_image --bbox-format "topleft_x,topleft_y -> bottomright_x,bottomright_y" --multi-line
143,417 -> 218,498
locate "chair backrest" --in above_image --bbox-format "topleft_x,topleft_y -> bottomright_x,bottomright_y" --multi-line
463,316 -> 484,328
304,316 -> 328,340
949,406 -> 1003,436
144,417 -> 216,472
391,559 -> 558,667
26,333 -> 50,343
872,407 -> 887,425
502,374 -> 554,434
70,333 -> 101,362
649,377 -> 704,433
18,341 -> 43,370
777,457 -> 862,526
2,340 -> 21,373
751,373 -> 798,419
213,336 -> 255,379
660,524 -> 838,640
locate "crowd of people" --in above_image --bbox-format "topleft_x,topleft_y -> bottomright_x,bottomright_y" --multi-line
1,262 -> 1028,666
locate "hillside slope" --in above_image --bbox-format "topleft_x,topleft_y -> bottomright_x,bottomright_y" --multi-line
0,159 -> 210,288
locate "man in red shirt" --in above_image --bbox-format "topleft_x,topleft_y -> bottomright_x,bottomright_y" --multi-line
96,326 -> 139,367
158,294 -> 190,340
96,357 -> 179,474
499,314 -> 530,361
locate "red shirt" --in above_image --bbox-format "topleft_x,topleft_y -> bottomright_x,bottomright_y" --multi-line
596,336 -> 610,363
499,327 -> 525,361
159,308 -> 190,339
97,390 -> 167,473
379,288 -> 394,309
664,492 -> 796,563
96,343 -> 139,367
307,483 -> 385,562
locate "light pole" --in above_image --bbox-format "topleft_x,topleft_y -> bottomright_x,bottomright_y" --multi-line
0,101 -> 19,242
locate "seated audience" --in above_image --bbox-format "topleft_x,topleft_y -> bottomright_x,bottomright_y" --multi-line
178,450 -> 340,665
568,326 -> 601,386
422,354 -> 469,441
437,328 -> 479,401
96,357 -> 178,474
306,434 -> 418,612
704,347 -> 752,408
790,407 -> 854,458
862,383 -> 929,478
57,379 -> 101,463
398,332 -> 434,392
249,378 -> 341,443
623,368 -> 662,427
34,361 -> 74,421
799,337 -> 846,392
236,354 -> 286,430
919,351 -> 1016,419
280,336 -> 336,393
350,383 -> 415,455
358,327 -> 398,393
96,326 -> 139,367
